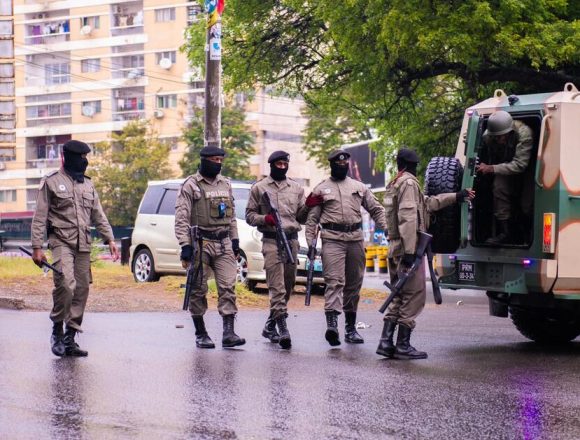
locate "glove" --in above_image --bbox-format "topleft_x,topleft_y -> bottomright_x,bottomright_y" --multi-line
456,189 -> 469,203
307,245 -> 317,261
402,253 -> 415,267
264,214 -> 277,226
231,238 -> 240,257
180,245 -> 193,262
305,193 -> 324,208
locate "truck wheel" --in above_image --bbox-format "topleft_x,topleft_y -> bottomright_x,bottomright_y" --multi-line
510,308 -> 580,343
425,157 -> 463,254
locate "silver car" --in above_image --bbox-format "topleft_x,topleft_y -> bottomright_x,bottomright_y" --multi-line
129,179 -> 325,292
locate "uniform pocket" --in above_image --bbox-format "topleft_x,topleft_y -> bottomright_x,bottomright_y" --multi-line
209,198 -> 233,219
54,192 -> 74,209
82,192 -> 94,209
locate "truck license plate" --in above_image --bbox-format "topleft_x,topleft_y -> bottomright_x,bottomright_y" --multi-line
458,262 -> 475,281
306,259 -> 323,272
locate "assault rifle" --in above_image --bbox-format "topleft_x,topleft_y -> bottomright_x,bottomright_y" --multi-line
19,246 -> 63,276
379,231 -> 434,314
182,226 -> 202,311
426,242 -> 442,305
262,192 -> 295,265
304,225 -> 320,306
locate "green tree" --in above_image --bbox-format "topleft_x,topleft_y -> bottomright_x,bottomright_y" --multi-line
92,121 -> 172,226
180,104 -> 254,180
186,0 -> 580,173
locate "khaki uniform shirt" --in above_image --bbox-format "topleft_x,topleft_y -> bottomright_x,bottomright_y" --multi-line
174,172 -> 238,246
484,120 -> 533,175
384,172 -> 456,258
245,176 -> 308,233
306,176 -> 387,242
31,168 -> 114,251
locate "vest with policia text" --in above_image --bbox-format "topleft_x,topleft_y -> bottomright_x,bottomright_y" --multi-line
190,175 -> 234,228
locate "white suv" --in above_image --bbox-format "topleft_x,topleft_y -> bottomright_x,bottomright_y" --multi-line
129,179 -> 325,292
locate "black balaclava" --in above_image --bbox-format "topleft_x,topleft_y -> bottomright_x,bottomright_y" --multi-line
270,163 -> 288,181
330,161 -> 349,180
199,158 -> 222,178
396,158 -> 417,176
63,151 -> 88,183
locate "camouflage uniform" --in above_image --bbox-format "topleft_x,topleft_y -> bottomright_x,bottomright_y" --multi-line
31,168 -> 114,331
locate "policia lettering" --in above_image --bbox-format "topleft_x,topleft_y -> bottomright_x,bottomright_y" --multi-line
174,146 -> 245,349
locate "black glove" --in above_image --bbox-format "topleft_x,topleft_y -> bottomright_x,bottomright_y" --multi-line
402,253 -> 415,267
307,245 -> 317,260
231,238 -> 240,257
180,245 -> 193,262
456,189 -> 469,203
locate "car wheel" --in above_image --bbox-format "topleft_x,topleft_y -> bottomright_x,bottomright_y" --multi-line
236,250 -> 249,285
132,248 -> 160,283
425,156 -> 463,253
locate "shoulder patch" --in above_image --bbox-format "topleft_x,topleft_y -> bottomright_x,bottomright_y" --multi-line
406,179 -> 414,186
45,170 -> 59,178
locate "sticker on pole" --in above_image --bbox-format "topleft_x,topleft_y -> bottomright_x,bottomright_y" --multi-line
209,38 -> 221,60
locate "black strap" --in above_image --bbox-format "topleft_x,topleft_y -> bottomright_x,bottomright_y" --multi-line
199,229 -> 229,240
321,222 -> 362,233
262,231 -> 298,240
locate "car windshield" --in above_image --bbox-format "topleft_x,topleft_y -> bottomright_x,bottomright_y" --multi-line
232,188 -> 250,220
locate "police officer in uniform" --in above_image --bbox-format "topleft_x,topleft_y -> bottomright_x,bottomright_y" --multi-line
377,148 -> 474,359
476,110 -> 533,244
31,140 -> 119,357
175,146 -> 245,349
245,150 -> 309,349
306,149 -> 387,346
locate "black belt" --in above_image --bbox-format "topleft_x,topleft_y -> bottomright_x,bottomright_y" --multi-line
321,222 -> 362,233
262,231 -> 298,241
199,229 -> 229,241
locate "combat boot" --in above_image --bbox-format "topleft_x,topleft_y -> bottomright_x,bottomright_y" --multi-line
275,314 -> 291,350
50,321 -> 65,357
222,314 -> 246,348
486,220 -> 510,245
192,316 -> 215,349
344,311 -> 364,344
394,324 -> 427,360
63,327 -> 88,357
376,320 -> 397,358
324,311 -> 341,346
261,312 -> 280,343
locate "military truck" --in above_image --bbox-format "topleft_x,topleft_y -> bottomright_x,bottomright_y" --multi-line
426,83 -> 580,343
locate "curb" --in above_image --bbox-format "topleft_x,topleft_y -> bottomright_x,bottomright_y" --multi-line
0,297 -> 26,310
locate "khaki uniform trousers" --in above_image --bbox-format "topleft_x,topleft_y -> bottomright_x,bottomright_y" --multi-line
50,244 -> 91,331
189,238 -> 238,317
262,238 -> 299,318
385,256 -> 426,329
493,174 -> 532,221
321,239 -> 365,313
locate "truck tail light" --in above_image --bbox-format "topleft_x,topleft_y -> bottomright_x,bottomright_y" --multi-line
543,213 -> 556,253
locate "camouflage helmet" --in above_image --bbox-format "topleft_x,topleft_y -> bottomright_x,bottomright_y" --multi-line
485,111 -> 514,136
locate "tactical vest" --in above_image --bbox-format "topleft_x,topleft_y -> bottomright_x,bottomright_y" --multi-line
192,178 -> 234,227
383,174 -> 428,239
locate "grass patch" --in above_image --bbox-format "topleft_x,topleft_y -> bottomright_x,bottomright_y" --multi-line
0,256 -> 49,279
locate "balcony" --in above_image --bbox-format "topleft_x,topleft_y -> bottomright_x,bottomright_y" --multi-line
25,20 -> 70,45
110,2 -> 143,37
112,86 -> 145,121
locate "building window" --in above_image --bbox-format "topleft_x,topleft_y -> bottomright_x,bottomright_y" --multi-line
0,63 -> 13,78
155,51 -> 176,65
0,189 -> 17,203
82,100 -> 101,115
81,59 -> 100,73
155,8 -> 176,22
81,16 -> 100,29
45,63 -> 70,85
0,100 -> 15,114
156,95 -> 177,108
0,40 -> 13,57
0,80 -> 14,96
26,103 -> 71,119
0,20 -> 12,35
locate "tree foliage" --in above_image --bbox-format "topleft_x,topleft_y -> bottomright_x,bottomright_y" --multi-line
92,121 -> 171,226
180,104 -> 254,180
185,0 -> 580,172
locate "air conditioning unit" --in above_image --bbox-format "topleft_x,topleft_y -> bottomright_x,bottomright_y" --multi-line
82,105 -> 95,117
0,162 -> 6,170
158,58 -> 173,70
80,25 -> 92,36
153,109 -> 165,119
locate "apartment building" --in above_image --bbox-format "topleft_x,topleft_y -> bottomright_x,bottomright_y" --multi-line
1,0 -> 203,213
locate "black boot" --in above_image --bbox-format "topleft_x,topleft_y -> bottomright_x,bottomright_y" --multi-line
63,327 -> 88,357
192,316 -> 215,349
394,324 -> 427,360
261,312 -> 280,343
324,311 -> 341,346
486,220 -> 510,245
50,321 -> 65,357
222,314 -> 246,348
344,311 -> 364,344
275,314 -> 291,350
376,320 -> 397,358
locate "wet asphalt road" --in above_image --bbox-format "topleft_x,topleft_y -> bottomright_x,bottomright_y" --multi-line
1,290 -> 579,440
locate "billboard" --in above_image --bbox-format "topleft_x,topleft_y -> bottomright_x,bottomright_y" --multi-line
343,140 -> 385,190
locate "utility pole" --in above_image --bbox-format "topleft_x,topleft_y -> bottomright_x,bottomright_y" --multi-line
204,0 -> 224,148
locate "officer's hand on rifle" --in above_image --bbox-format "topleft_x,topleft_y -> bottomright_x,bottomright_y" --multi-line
231,238 -> 240,258
307,245 -> 317,260
402,253 -> 415,268
180,245 -> 193,269
264,214 -> 277,226
305,193 -> 324,208
32,248 -> 47,268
